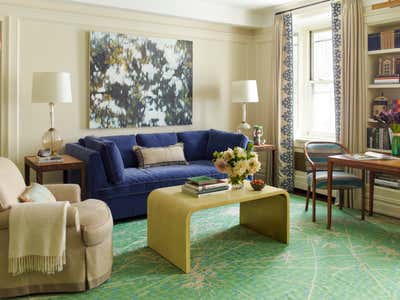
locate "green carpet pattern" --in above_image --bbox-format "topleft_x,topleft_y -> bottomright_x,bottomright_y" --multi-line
30,195 -> 400,300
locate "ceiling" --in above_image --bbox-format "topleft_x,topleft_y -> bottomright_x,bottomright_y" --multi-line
68,0 -> 302,27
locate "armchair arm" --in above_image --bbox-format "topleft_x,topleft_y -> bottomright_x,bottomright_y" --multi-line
0,205 -> 80,231
45,184 -> 81,203
65,143 -> 109,197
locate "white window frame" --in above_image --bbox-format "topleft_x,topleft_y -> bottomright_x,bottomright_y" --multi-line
294,25 -> 335,142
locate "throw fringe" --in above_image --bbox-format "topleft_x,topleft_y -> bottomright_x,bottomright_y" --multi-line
9,252 -> 66,276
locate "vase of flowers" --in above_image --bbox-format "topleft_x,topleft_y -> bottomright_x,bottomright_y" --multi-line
213,144 -> 261,189
376,111 -> 400,156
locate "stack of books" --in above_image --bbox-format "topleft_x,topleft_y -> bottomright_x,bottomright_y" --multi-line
375,173 -> 400,190
182,176 -> 230,197
36,155 -> 64,164
374,75 -> 400,84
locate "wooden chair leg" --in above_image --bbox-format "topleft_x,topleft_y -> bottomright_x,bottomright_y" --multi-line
339,190 -> 344,210
305,185 -> 310,211
346,190 -> 350,208
312,183 -> 316,222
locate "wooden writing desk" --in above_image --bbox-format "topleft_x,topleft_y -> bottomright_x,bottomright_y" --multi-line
327,155 -> 400,229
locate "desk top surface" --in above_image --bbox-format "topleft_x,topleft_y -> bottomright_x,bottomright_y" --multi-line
328,154 -> 400,174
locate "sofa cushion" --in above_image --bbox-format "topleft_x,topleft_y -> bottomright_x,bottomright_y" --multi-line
136,132 -> 178,147
101,134 -> 138,168
134,143 -> 187,168
178,130 -> 209,161
73,199 -> 113,247
95,160 -> 226,199
206,129 -> 249,159
84,136 -> 125,184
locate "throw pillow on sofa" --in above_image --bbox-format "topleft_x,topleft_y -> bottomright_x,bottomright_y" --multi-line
133,143 -> 188,168
84,136 -> 125,184
206,129 -> 249,159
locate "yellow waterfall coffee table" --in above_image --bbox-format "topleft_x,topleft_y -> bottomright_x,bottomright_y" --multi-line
147,182 -> 290,273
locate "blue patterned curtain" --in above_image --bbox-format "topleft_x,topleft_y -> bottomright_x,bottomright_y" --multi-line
331,1 -> 342,142
274,13 -> 294,191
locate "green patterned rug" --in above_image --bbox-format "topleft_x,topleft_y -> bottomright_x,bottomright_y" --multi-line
30,195 -> 400,300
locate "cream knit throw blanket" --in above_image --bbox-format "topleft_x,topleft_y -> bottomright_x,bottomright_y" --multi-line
8,201 -> 70,275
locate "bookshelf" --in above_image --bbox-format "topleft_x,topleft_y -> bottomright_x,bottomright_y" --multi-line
365,18 -> 400,197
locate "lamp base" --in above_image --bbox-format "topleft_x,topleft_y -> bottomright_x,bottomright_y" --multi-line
237,122 -> 251,133
42,128 -> 63,155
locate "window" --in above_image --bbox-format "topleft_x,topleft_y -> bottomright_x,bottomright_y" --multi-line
294,29 -> 335,141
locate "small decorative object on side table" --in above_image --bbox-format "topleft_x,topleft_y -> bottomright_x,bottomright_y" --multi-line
24,154 -> 86,198
253,144 -> 276,186
252,125 -> 264,145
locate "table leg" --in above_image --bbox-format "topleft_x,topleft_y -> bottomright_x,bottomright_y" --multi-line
271,149 -> 276,186
361,169 -> 366,221
36,171 -> 43,184
327,161 -> 333,229
80,167 -> 86,199
63,170 -> 68,183
240,193 -> 289,243
369,171 -> 375,216
148,191 -> 191,273
24,164 -> 30,186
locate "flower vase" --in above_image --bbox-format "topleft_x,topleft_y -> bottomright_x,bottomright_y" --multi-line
229,177 -> 244,190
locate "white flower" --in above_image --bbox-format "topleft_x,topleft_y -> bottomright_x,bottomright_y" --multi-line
214,158 -> 228,173
233,160 -> 249,177
248,157 -> 261,174
223,148 -> 234,161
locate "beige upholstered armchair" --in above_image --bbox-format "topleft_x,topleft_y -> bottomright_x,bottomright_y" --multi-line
0,157 -> 113,298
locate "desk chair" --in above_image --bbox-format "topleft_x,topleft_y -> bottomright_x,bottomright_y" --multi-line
304,141 -> 364,222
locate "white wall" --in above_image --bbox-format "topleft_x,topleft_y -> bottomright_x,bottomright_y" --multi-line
0,0 -> 258,177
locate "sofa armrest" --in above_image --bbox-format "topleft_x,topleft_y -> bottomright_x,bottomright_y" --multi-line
0,206 -> 80,231
45,184 -> 81,203
65,143 -> 109,197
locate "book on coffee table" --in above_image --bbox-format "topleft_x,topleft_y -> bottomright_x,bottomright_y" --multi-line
186,176 -> 219,186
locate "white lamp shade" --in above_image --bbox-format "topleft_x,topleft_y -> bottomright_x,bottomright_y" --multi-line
32,72 -> 72,103
231,80 -> 259,103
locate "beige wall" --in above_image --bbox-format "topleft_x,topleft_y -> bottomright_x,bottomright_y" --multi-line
0,0 -> 257,175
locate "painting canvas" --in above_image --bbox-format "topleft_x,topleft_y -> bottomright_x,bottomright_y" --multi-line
89,31 -> 193,129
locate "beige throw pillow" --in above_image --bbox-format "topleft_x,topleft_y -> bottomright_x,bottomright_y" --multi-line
133,143 -> 188,168
19,183 -> 57,203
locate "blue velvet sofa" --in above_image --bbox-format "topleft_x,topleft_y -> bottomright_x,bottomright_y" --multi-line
65,129 -> 248,220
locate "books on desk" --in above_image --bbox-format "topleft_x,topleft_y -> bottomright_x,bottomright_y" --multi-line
344,151 -> 400,161
182,176 -> 230,197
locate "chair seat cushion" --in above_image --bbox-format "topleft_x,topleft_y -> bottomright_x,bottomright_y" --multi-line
307,171 -> 363,189
95,160 -> 225,199
73,199 -> 113,247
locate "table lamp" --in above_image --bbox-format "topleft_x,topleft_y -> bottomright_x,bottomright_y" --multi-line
232,80 -> 259,132
32,72 -> 72,155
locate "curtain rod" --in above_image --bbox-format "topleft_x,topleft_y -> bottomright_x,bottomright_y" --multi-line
275,0 -> 331,15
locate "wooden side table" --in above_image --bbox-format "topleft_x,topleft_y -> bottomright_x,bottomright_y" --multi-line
253,144 -> 276,186
24,155 -> 86,198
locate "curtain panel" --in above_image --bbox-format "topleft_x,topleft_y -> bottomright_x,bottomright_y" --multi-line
272,13 -> 294,192
331,1 -> 342,142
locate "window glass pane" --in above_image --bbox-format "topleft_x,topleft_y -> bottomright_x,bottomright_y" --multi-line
310,82 -> 335,135
311,30 -> 333,81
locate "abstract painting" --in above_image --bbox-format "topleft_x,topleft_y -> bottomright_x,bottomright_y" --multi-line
89,31 -> 193,129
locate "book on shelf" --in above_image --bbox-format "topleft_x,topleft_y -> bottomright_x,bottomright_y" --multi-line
375,173 -> 400,189
367,127 -> 392,150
